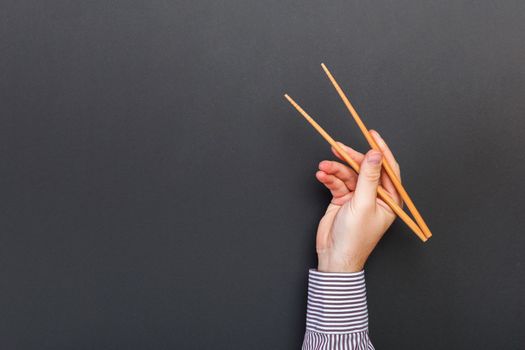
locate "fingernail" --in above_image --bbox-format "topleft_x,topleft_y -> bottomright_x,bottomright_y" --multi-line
367,151 -> 382,165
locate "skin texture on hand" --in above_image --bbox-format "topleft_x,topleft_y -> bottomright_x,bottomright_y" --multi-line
315,130 -> 403,273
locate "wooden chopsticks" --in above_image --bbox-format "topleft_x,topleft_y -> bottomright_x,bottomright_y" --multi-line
284,65 -> 432,242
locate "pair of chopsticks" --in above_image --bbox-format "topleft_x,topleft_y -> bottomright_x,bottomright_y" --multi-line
284,63 -> 432,242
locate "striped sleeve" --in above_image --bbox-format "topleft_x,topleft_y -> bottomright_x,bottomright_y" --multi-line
301,269 -> 374,350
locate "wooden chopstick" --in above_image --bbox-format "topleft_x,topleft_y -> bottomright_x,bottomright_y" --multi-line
321,63 -> 432,239
284,94 -> 427,242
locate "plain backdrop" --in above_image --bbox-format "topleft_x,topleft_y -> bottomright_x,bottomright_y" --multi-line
1,0 -> 524,349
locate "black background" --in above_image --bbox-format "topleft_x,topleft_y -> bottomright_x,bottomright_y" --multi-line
2,1 -> 524,349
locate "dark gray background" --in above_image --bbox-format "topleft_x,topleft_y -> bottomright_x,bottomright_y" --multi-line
1,0 -> 524,349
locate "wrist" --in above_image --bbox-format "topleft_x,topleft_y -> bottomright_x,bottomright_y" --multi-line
317,253 -> 365,273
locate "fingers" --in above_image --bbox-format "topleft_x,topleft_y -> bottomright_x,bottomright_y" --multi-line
379,170 -> 402,206
331,142 -> 364,168
327,133 -> 402,208
370,130 -> 400,180
353,150 -> 383,211
315,171 -> 350,199
318,160 -> 358,191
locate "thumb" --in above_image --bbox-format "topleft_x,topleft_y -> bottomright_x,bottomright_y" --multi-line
353,150 -> 383,210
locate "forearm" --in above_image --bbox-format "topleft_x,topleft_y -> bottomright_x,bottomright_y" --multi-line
301,269 -> 374,349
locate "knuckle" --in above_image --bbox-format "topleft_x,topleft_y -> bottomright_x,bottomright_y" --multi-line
364,170 -> 381,182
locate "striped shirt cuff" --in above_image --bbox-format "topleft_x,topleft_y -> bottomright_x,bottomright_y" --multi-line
306,269 -> 368,334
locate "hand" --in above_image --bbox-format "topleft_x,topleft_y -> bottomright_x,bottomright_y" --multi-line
315,130 -> 403,273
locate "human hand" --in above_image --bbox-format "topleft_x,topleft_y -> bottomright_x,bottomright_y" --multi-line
315,130 -> 403,273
